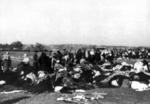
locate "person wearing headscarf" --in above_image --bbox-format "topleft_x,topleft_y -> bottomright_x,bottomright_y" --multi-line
89,49 -> 95,64
22,53 -> 30,65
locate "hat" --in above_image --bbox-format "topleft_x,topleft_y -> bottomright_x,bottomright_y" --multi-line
73,73 -> 81,79
23,53 -> 27,58
122,62 -> 129,66
102,62 -> 111,66
6,52 -> 9,55
73,67 -> 81,72
56,60 -> 60,63
38,71 -> 45,78
58,68 -> 66,72
76,64 -> 81,68
80,58 -> 85,64
130,64 -> 133,67
90,50 -> 95,55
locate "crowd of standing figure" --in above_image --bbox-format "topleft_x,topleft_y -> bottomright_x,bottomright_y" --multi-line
32,47 -> 150,74
1,47 -> 150,75
0,47 -> 150,93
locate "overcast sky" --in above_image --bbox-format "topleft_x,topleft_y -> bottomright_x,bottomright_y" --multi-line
0,0 -> 150,46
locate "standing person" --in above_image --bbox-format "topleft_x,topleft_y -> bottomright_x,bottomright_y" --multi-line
38,50 -> 47,70
68,50 -> 75,66
76,49 -> 82,64
95,48 -> 101,63
33,50 -> 39,73
55,51 -> 63,64
89,49 -> 95,64
148,50 -> 150,59
45,50 -> 53,73
0,55 -> 3,73
2,52 -> 11,73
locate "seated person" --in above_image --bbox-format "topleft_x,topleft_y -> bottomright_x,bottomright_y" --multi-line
22,53 -> 30,65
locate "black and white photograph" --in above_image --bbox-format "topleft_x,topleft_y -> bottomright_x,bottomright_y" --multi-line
0,0 -> 150,104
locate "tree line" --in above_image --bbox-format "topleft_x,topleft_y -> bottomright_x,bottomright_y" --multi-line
0,41 -> 46,52
0,41 -> 97,52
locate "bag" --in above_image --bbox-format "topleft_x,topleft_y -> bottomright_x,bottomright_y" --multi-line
121,79 -> 130,88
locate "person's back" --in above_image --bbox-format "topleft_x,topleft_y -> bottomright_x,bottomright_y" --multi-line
33,52 -> 38,62
56,51 -> 62,61
39,52 -> 46,68
95,50 -> 101,63
76,49 -> 82,64
33,51 -> 39,73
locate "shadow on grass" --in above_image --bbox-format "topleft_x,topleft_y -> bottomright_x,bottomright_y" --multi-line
0,96 -> 30,104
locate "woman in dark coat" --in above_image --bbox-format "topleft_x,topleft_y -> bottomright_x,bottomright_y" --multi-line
95,49 -> 101,63
89,49 -> 95,64
2,52 -> 11,73
38,50 -> 47,70
0,56 -> 3,73
76,49 -> 83,64
33,51 -> 39,73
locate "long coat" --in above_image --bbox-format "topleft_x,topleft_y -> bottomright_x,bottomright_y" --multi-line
3,57 -> 11,73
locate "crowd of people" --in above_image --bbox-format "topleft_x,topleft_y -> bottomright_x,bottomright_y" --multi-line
0,47 -> 150,92
32,47 -> 150,73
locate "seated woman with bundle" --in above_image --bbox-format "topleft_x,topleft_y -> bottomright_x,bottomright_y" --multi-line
22,54 -> 30,65
131,60 -> 150,84
17,54 -> 32,77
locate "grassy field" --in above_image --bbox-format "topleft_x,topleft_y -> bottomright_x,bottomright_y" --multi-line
0,51 -> 150,104
0,51 -> 34,57
0,51 -> 36,67
1,88 -> 150,104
